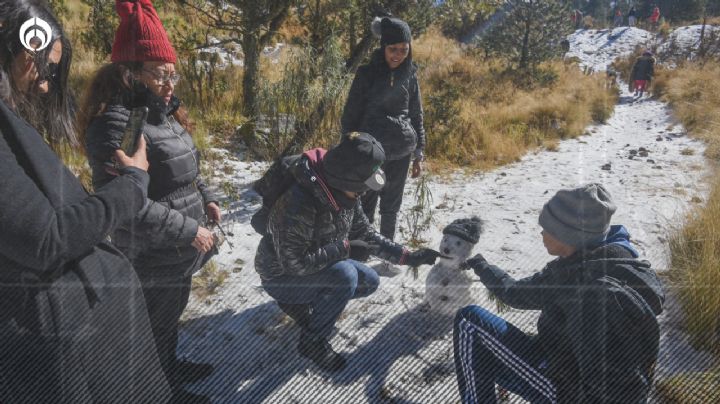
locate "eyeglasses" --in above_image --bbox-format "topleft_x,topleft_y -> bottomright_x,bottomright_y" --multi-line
142,69 -> 181,85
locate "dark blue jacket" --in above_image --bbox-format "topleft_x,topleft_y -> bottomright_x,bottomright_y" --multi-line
474,226 -> 664,403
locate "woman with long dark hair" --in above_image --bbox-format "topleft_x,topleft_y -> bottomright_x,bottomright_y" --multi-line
0,0 -> 171,401
341,16 -> 427,241
81,1 -> 218,401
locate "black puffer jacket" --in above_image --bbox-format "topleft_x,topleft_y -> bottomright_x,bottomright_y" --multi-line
254,149 -> 407,281
85,90 -> 217,279
341,49 -> 425,161
475,241 -> 664,403
630,55 -> 655,81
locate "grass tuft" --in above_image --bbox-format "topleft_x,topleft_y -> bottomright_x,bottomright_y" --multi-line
192,260 -> 229,300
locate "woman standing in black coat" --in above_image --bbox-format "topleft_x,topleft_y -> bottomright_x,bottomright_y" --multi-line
81,1 -> 217,401
341,17 -> 427,240
0,1 -> 170,402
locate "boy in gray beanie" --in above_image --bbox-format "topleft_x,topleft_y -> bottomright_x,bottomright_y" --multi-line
453,184 -> 665,403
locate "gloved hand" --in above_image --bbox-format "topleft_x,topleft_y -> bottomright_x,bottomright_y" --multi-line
324,239 -> 349,261
348,240 -> 377,262
464,253 -> 490,274
405,248 -> 441,267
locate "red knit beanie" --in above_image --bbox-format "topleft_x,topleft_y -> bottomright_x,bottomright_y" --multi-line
111,0 -> 176,64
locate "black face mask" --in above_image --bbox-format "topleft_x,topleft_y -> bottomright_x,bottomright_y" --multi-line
330,187 -> 361,210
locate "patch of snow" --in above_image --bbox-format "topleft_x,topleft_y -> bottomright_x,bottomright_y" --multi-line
566,27 -> 655,72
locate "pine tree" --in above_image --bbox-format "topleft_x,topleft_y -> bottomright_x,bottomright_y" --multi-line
480,0 -> 573,72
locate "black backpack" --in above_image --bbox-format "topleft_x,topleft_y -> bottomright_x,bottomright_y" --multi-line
250,154 -> 302,235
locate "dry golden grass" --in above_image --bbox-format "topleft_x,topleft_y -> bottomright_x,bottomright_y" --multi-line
655,63 -> 720,161
655,62 -> 720,391
667,174 -> 720,356
414,29 -> 615,168
655,370 -> 720,403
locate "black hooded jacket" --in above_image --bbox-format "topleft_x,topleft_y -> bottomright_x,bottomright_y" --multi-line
475,243 -> 664,403
341,49 -> 425,161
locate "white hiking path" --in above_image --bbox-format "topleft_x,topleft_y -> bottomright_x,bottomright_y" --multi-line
177,28 -> 718,402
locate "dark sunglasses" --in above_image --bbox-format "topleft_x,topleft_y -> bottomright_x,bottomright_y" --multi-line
41,62 -> 60,82
24,48 -> 60,83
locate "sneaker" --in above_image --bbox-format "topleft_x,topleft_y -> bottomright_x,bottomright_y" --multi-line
297,335 -> 347,372
277,302 -> 311,328
170,389 -> 211,404
171,360 -> 214,385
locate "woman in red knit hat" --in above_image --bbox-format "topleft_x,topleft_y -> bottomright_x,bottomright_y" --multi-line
80,1 -> 218,402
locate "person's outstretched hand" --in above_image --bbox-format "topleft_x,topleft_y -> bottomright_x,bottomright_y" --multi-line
405,248 -> 441,267
348,240 -> 378,262
464,253 -> 489,273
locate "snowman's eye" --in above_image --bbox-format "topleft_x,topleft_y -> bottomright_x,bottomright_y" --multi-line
456,241 -> 461,246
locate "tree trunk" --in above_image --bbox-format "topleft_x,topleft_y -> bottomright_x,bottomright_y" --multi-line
698,15 -> 707,59
242,34 -> 260,118
520,17 -> 531,70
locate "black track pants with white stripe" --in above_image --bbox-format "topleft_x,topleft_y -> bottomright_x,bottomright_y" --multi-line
453,306 -> 557,404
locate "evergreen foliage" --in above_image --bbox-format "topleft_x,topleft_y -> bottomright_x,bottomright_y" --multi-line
479,0 -> 572,71
435,0 -> 500,42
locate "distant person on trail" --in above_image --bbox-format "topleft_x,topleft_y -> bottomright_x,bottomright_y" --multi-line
571,9 -> 584,29
613,8 -> 623,27
81,0 -> 220,401
254,132 -> 441,372
453,184 -> 664,403
649,5 -> 661,31
0,0 -> 171,402
628,6 -> 638,27
560,38 -> 570,54
629,50 -> 655,97
341,16 -> 426,241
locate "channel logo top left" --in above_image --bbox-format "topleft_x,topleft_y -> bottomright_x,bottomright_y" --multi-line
19,17 -> 53,52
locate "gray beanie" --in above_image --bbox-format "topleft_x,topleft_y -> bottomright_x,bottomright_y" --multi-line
538,183 -> 617,249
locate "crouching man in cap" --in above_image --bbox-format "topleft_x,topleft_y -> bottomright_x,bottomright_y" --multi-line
453,184 -> 664,403
254,132 -> 441,372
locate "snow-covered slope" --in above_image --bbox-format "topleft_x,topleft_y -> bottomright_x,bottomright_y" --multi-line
566,27 -> 655,71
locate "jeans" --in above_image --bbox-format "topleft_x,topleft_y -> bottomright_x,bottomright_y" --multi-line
453,306 -> 557,404
263,259 -> 380,339
361,154 -> 412,240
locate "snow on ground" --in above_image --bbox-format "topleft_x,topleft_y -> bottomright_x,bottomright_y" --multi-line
658,24 -> 720,57
177,28 -> 719,402
566,27 -> 654,71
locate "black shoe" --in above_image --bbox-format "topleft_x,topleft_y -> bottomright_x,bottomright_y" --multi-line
298,335 -> 346,372
170,389 -> 211,404
171,360 -> 214,385
277,302 -> 311,328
